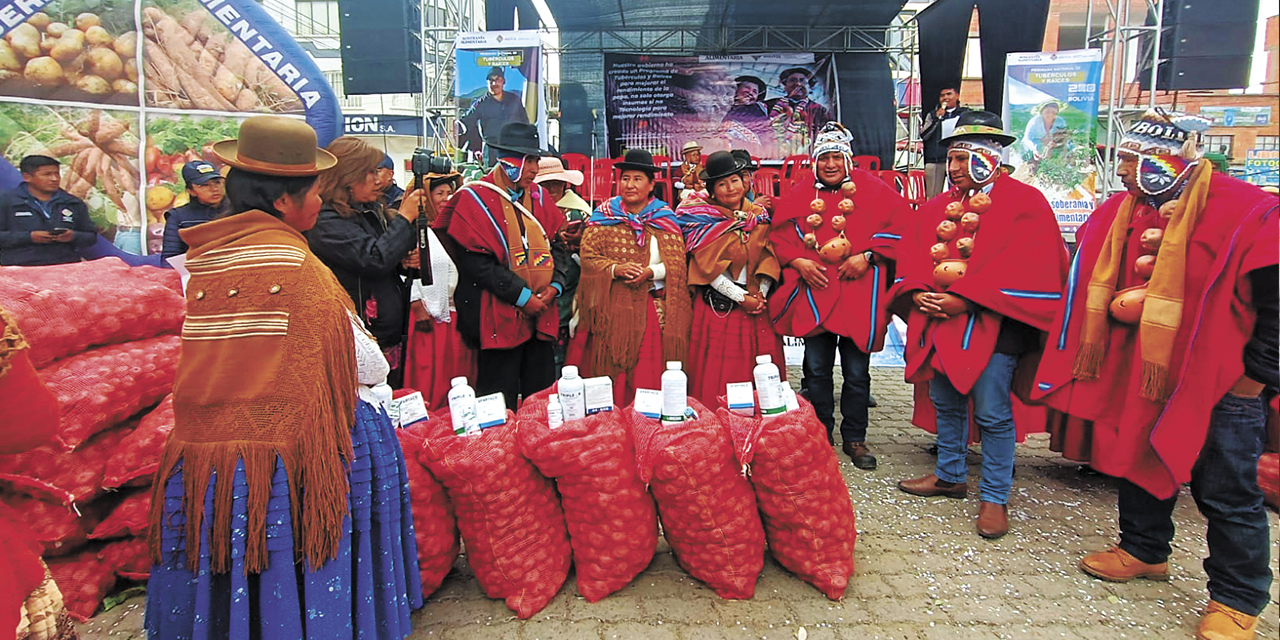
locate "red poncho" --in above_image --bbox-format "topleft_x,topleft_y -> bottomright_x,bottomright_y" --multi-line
769,168 -> 910,349
1033,174 -> 1278,499
442,170 -> 563,350
889,175 -> 1069,395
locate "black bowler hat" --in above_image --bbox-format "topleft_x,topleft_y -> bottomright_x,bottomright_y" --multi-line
943,110 -> 1016,147
729,149 -> 756,172
614,148 -> 663,175
700,151 -> 744,184
486,122 -> 546,158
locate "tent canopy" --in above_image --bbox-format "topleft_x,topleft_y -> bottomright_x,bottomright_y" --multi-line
544,0 -> 907,31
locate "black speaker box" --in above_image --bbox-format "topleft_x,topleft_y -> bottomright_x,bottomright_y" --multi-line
1139,0 -> 1259,91
338,0 -> 423,95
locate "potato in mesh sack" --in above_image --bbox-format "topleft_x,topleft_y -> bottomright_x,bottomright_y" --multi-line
394,426 -> 459,600
0,421 -> 133,505
0,259 -> 185,368
719,396 -> 857,600
625,398 -> 765,599
516,387 -> 658,602
46,544 -> 117,621
98,536 -> 152,580
102,395 -> 173,490
417,410 -> 570,619
89,487 -> 150,541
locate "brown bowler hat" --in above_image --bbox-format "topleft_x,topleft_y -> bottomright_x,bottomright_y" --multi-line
212,115 -> 337,177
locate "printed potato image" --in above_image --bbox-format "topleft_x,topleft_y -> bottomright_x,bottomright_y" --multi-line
0,2 -> 141,105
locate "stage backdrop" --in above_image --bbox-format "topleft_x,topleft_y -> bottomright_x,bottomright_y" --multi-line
454,29 -> 543,160
1003,50 -> 1102,235
604,53 -> 838,160
0,0 -> 340,254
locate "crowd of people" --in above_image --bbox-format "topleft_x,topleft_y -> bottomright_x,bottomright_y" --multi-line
0,100 -> 1274,639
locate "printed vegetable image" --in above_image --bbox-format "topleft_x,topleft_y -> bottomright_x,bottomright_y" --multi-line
141,3 -> 302,113
0,2 -> 139,106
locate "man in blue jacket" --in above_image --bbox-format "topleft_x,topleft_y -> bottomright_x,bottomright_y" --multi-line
161,161 -> 226,260
0,155 -> 96,266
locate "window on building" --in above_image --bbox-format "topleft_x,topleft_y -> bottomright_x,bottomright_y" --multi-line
1202,134 -> 1234,158
1255,136 -> 1280,152
296,0 -> 339,36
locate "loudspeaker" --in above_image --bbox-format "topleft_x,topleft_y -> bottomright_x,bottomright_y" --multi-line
338,0 -> 423,95
1140,0 -> 1259,91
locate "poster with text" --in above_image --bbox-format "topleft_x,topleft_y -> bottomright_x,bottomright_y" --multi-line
454,30 -> 542,161
1003,50 -> 1102,235
604,53 -> 838,160
0,0 -> 339,255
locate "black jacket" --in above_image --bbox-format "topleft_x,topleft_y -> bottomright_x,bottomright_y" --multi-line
920,106 -> 971,164
0,184 -> 96,266
306,203 -> 416,348
161,200 -> 224,260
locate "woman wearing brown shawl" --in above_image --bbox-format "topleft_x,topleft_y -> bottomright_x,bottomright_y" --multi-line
676,151 -> 783,408
567,149 -> 692,406
146,116 -> 421,639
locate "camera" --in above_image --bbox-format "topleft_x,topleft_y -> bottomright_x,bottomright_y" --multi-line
411,148 -> 452,178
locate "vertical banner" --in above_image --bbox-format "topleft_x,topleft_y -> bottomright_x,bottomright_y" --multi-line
0,0 -> 340,255
454,30 -> 543,161
1003,50 -> 1102,235
603,53 -> 838,160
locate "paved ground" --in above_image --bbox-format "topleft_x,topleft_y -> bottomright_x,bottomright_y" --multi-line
79,368 -> 1279,639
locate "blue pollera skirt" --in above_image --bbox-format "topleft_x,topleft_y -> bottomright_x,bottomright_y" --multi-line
145,400 -> 422,639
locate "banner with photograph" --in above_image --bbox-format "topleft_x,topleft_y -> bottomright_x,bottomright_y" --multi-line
454,30 -> 543,161
0,0 -> 339,254
604,53 -> 838,160
1003,50 -> 1102,234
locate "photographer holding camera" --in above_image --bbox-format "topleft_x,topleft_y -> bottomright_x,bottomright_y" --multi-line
306,137 -> 426,387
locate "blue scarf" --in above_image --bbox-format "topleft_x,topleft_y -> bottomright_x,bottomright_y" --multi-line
587,197 -> 681,246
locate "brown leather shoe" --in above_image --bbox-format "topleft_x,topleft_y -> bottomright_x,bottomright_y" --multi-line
897,473 -> 967,499
976,501 -> 1008,539
1079,545 -> 1169,582
842,441 -> 877,470
1197,600 -> 1259,640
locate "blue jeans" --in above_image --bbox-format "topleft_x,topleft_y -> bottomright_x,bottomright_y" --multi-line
929,353 -> 1018,504
802,332 -> 871,444
1117,393 -> 1272,616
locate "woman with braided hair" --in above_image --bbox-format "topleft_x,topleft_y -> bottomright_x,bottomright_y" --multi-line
567,148 -> 692,406
676,150 -> 783,408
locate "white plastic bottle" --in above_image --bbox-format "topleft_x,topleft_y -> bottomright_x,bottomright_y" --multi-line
660,361 -> 687,425
559,365 -> 587,422
447,377 -> 478,436
546,393 -> 564,429
753,355 -> 785,418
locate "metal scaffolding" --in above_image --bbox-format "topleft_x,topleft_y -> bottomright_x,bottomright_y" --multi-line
1087,0 -> 1163,197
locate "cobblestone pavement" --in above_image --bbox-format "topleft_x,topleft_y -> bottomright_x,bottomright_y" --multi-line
80,368 -> 1279,639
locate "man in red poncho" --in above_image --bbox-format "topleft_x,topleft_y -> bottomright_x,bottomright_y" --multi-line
770,122 -> 911,469
1033,108 -> 1277,640
889,111 -> 1069,539
443,122 -> 568,410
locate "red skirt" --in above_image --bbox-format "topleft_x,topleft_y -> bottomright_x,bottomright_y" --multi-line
687,295 -> 785,410
566,298 -> 665,407
403,311 -> 478,411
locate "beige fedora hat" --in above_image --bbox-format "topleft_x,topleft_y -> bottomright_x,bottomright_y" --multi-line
212,115 -> 337,177
533,156 -> 584,186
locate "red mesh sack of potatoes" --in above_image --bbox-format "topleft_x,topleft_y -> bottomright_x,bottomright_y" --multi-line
102,395 -> 174,489
394,426 -> 459,600
41,335 -> 181,451
515,386 -> 658,602
418,410 -> 570,619
0,487 -> 107,557
0,259 -> 185,368
47,545 -> 117,621
89,488 -> 150,541
98,536 -> 152,580
719,396 -> 857,600
625,398 -> 765,599
0,422 -> 133,505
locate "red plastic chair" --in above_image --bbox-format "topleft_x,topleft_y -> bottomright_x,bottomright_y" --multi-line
753,167 -> 783,199
651,155 -> 673,182
781,154 -> 811,180
879,170 -> 907,196
906,170 -> 928,208
853,155 -> 881,172
561,153 -> 590,176
587,158 -> 616,204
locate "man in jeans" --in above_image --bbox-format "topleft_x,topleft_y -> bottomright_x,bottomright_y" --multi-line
770,123 -> 911,469
1033,109 -> 1277,640
890,111 -> 1068,538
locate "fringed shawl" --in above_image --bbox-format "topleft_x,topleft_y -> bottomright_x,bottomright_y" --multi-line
150,211 -> 358,575
675,193 -> 779,289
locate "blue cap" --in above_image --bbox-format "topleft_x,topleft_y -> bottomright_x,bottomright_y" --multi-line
182,161 -> 221,186
378,154 -> 395,170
